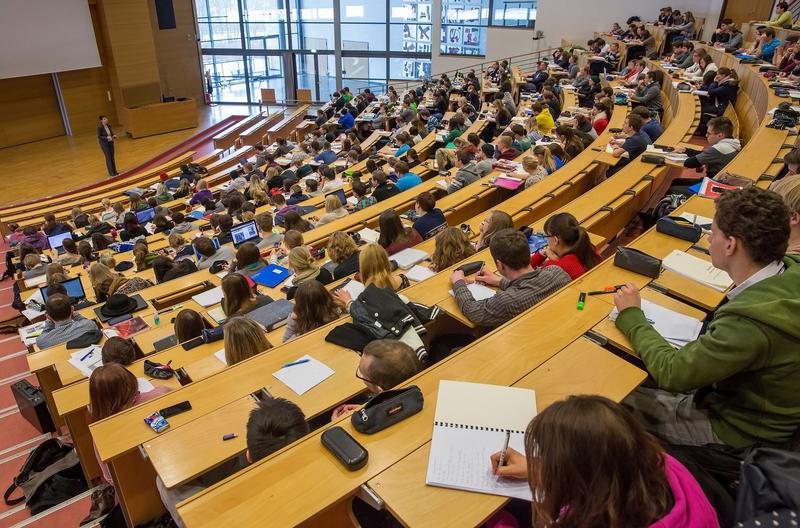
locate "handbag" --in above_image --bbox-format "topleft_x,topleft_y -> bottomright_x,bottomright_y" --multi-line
656,216 -> 703,242
351,385 -> 424,434
614,247 -> 662,278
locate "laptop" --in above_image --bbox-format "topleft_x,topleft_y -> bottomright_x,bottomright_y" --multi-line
193,237 -> 220,262
40,276 -> 95,309
230,220 -> 260,248
47,232 -> 73,254
136,208 -> 155,224
325,188 -> 347,207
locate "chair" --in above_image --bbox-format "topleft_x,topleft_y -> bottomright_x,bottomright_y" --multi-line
296,89 -> 312,104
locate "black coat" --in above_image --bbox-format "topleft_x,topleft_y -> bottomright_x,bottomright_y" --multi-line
705,81 -> 738,115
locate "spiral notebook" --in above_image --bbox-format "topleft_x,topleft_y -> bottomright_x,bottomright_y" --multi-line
426,380 -> 537,500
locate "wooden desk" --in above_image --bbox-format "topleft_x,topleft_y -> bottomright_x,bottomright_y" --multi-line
368,338 -> 647,528
123,99 -> 199,139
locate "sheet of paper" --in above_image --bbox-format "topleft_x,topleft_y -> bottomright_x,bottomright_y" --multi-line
272,355 -> 335,396
436,179 -> 449,189
192,286 -> 224,308
449,283 -> 497,301
338,280 -> 365,299
24,274 -> 47,289
358,227 -> 380,244
407,265 -> 436,282
678,212 -> 713,227
137,378 -> 156,393
662,250 -> 733,292
207,306 -> 228,324
609,299 -> 703,347
22,308 -> 46,322
213,348 -> 227,366
67,345 -> 103,378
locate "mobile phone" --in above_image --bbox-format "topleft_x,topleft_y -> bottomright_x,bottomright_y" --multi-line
144,412 -> 169,433
654,144 -> 674,152
159,400 -> 192,419
175,367 -> 193,386
321,426 -> 368,471
181,335 -> 205,351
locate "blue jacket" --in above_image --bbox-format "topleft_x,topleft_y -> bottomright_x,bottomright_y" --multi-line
761,38 -> 781,62
641,119 -> 664,142
413,208 -> 448,240
314,150 -> 338,165
395,172 -> 422,191
338,112 -> 355,130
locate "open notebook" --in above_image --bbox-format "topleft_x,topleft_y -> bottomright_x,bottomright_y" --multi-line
662,250 -> 733,292
426,380 -> 537,501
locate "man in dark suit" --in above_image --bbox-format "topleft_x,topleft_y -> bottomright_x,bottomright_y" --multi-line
97,115 -> 118,176
522,61 -> 550,93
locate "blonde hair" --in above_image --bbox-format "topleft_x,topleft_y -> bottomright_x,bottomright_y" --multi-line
287,246 -> 316,274
89,262 -> 117,296
533,145 -> 556,173
359,244 -> 396,289
324,194 -> 343,213
522,156 -> 539,172
197,179 -> 208,190
223,317 -> 272,365
102,198 -> 111,209
156,183 -> 168,195
773,176 -> 800,214
431,227 -> 476,271
327,231 -> 357,263
23,254 -> 40,270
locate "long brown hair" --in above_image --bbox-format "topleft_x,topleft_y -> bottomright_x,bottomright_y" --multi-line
543,212 -> 600,270
378,209 -> 413,248
431,227 -> 476,271
525,395 -> 672,527
89,364 -> 138,422
221,273 -> 257,316
292,281 -> 342,336
223,317 -> 272,365
477,210 -> 513,250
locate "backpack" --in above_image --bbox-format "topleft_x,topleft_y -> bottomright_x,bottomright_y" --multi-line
647,193 -> 687,226
4,439 -> 88,514
736,448 -> 800,523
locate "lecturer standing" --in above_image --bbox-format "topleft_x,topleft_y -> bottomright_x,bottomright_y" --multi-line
97,115 -> 118,177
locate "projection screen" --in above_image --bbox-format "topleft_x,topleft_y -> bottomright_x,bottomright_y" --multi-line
0,0 -> 102,80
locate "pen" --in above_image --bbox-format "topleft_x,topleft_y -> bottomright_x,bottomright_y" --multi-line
222,433 -> 237,441
80,350 -> 93,361
282,358 -> 310,368
577,292 -> 586,310
587,284 -> 626,295
497,430 -> 511,472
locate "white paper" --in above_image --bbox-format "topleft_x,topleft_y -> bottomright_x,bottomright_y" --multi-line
436,178 -> 449,189
213,348 -> 227,366
272,355 -> 334,396
662,250 -> 733,292
678,212 -> 713,227
23,274 -> 48,289
406,265 -> 436,282
27,290 -> 44,306
22,308 -> 46,322
392,248 -> 429,269
19,321 -> 47,346
192,286 -> 224,308
137,377 -> 156,393
449,283 -> 497,301
67,345 -> 103,378
337,280 -> 365,299
346,196 -> 358,206
358,227 -> 380,244
609,299 -> 703,347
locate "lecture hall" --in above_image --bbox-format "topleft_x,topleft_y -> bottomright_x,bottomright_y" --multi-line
1,0 -> 799,526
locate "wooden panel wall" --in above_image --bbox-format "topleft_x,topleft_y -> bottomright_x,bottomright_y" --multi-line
0,75 -> 63,148
149,0 -> 204,103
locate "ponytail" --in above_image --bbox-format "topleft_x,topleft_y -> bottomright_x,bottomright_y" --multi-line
544,213 -> 600,270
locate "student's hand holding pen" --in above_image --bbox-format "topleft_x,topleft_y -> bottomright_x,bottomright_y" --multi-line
490,447 -> 527,479
475,268 -> 501,287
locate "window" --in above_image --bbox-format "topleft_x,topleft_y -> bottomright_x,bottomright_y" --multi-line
204,55 -> 249,102
491,0 -> 536,28
390,57 -> 431,80
439,0 -> 489,56
339,0 -> 387,51
196,0 -> 243,49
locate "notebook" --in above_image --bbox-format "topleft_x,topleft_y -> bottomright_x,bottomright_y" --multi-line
448,283 -> 496,301
192,286 -> 224,308
392,248 -> 429,270
357,227 -> 380,244
662,250 -> 733,292
406,265 -> 436,282
251,264 -> 292,288
336,279 -> 365,299
426,380 -> 537,500
112,316 -> 151,339
609,299 -> 703,347
492,176 -> 523,191
207,306 -> 228,325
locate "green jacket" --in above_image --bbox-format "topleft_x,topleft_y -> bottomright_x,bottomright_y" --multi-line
616,254 -> 800,448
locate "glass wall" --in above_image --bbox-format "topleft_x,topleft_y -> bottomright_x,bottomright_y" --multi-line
439,0 -> 489,56
490,0 -> 536,28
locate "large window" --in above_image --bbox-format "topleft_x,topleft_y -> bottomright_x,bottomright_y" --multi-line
439,0 -> 489,56
196,0 -> 431,104
490,0 -> 536,28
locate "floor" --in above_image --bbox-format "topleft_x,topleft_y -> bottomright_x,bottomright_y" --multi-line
0,104 -> 260,207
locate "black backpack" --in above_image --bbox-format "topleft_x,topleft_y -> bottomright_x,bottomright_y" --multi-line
4,439 -> 88,514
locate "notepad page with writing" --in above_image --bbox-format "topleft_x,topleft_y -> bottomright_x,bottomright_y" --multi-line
426,380 -> 537,500
662,250 -> 733,292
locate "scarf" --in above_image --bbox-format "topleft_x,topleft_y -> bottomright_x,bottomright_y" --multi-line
293,266 -> 321,285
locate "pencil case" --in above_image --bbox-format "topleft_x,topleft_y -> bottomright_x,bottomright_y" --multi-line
613,247 -> 662,279
656,216 -> 702,243
351,385 -> 423,434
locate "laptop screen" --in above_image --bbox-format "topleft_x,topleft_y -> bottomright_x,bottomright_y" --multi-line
193,237 -> 220,262
326,188 -> 347,207
136,208 -> 155,224
40,276 -> 85,303
230,220 -> 259,247
47,232 -> 72,252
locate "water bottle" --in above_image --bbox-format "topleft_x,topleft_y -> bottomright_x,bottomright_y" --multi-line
154,312 -> 160,326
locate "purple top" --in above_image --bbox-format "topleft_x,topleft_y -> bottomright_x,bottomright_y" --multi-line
189,189 -> 213,206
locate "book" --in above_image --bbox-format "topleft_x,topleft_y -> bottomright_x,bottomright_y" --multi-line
358,227 -> 380,244
391,248 -> 429,269
609,299 -> 703,347
426,380 -> 537,500
112,316 -> 150,339
207,306 -> 228,324
662,250 -> 733,292
192,286 -> 224,308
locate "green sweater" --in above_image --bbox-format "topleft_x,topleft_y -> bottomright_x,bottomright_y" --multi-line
616,254 -> 800,448
767,11 -> 793,28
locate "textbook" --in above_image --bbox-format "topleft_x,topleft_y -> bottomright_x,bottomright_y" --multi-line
662,250 -> 733,292
357,227 -> 380,244
426,380 -> 537,500
112,316 -> 150,339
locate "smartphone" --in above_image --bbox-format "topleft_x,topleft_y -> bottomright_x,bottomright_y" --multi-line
144,412 -> 169,433
159,400 -> 192,419
321,426 -> 368,471
654,144 -> 674,152
175,367 -> 193,386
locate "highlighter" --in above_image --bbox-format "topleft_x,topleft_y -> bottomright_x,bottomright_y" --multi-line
577,292 -> 586,310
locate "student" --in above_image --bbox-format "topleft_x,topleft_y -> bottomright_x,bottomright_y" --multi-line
522,61 -> 549,92
88,263 -> 153,302
285,184 -> 308,206
446,149 -> 481,193
522,156 -> 548,189
285,246 -> 334,300
378,209 -> 423,255
670,117 -> 741,187
119,213 -> 147,242
90,364 -> 171,484
338,107 -> 355,131
168,233 -> 194,261
100,337 -> 137,366
610,114 -> 652,165
630,70 -> 664,119
490,395 -> 719,528
475,143 -> 496,176
494,135 -> 521,161
450,229 -> 570,328
36,294 -> 99,349
591,101 -> 610,135
215,214 -> 235,245
358,243 -> 410,290
158,397 -> 309,528
351,180 -> 377,211
172,179 -> 193,200
193,236 -> 235,270
430,227 -> 476,272
42,213 -> 73,237
169,211 -> 195,235
223,316 -> 272,365
316,194 -> 349,226
530,212 -> 599,280
629,107 -> 662,143
719,24 -> 744,53
326,231 -> 360,279
530,102 -> 555,136
221,273 -> 273,318
474,210 -> 514,251
174,309 -> 206,343
154,183 -> 173,204
330,340 -> 424,419
764,1 -> 794,28
394,132 -> 415,157
314,141 -> 338,165
283,281 -> 344,342
555,126 -> 584,161
533,145 -> 562,175
152,214 -> 174,235
394,161 -> 422,192
771,174 -> 800,254
99,198 -> 117,224
614,188 -> 800,448
752,27 -> 781,62
188,179 -> 213,206
369,170 -> 399,202
152,256 -> 198,284
56,238 -> 82,266
231,242 -> 267,277
282,211 -> 313,233
412,192 -> 448,240
698,68 -> 739,124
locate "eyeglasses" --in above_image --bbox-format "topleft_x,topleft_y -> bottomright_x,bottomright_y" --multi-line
355,365 -> 375,386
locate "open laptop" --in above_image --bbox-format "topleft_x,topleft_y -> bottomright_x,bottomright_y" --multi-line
193,237 -> 220,262
136,208 -> 155,224
40,276 -> 95,309
230,220 -> 260,248
325,188 -> 347,207
47,232 -> 73,254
